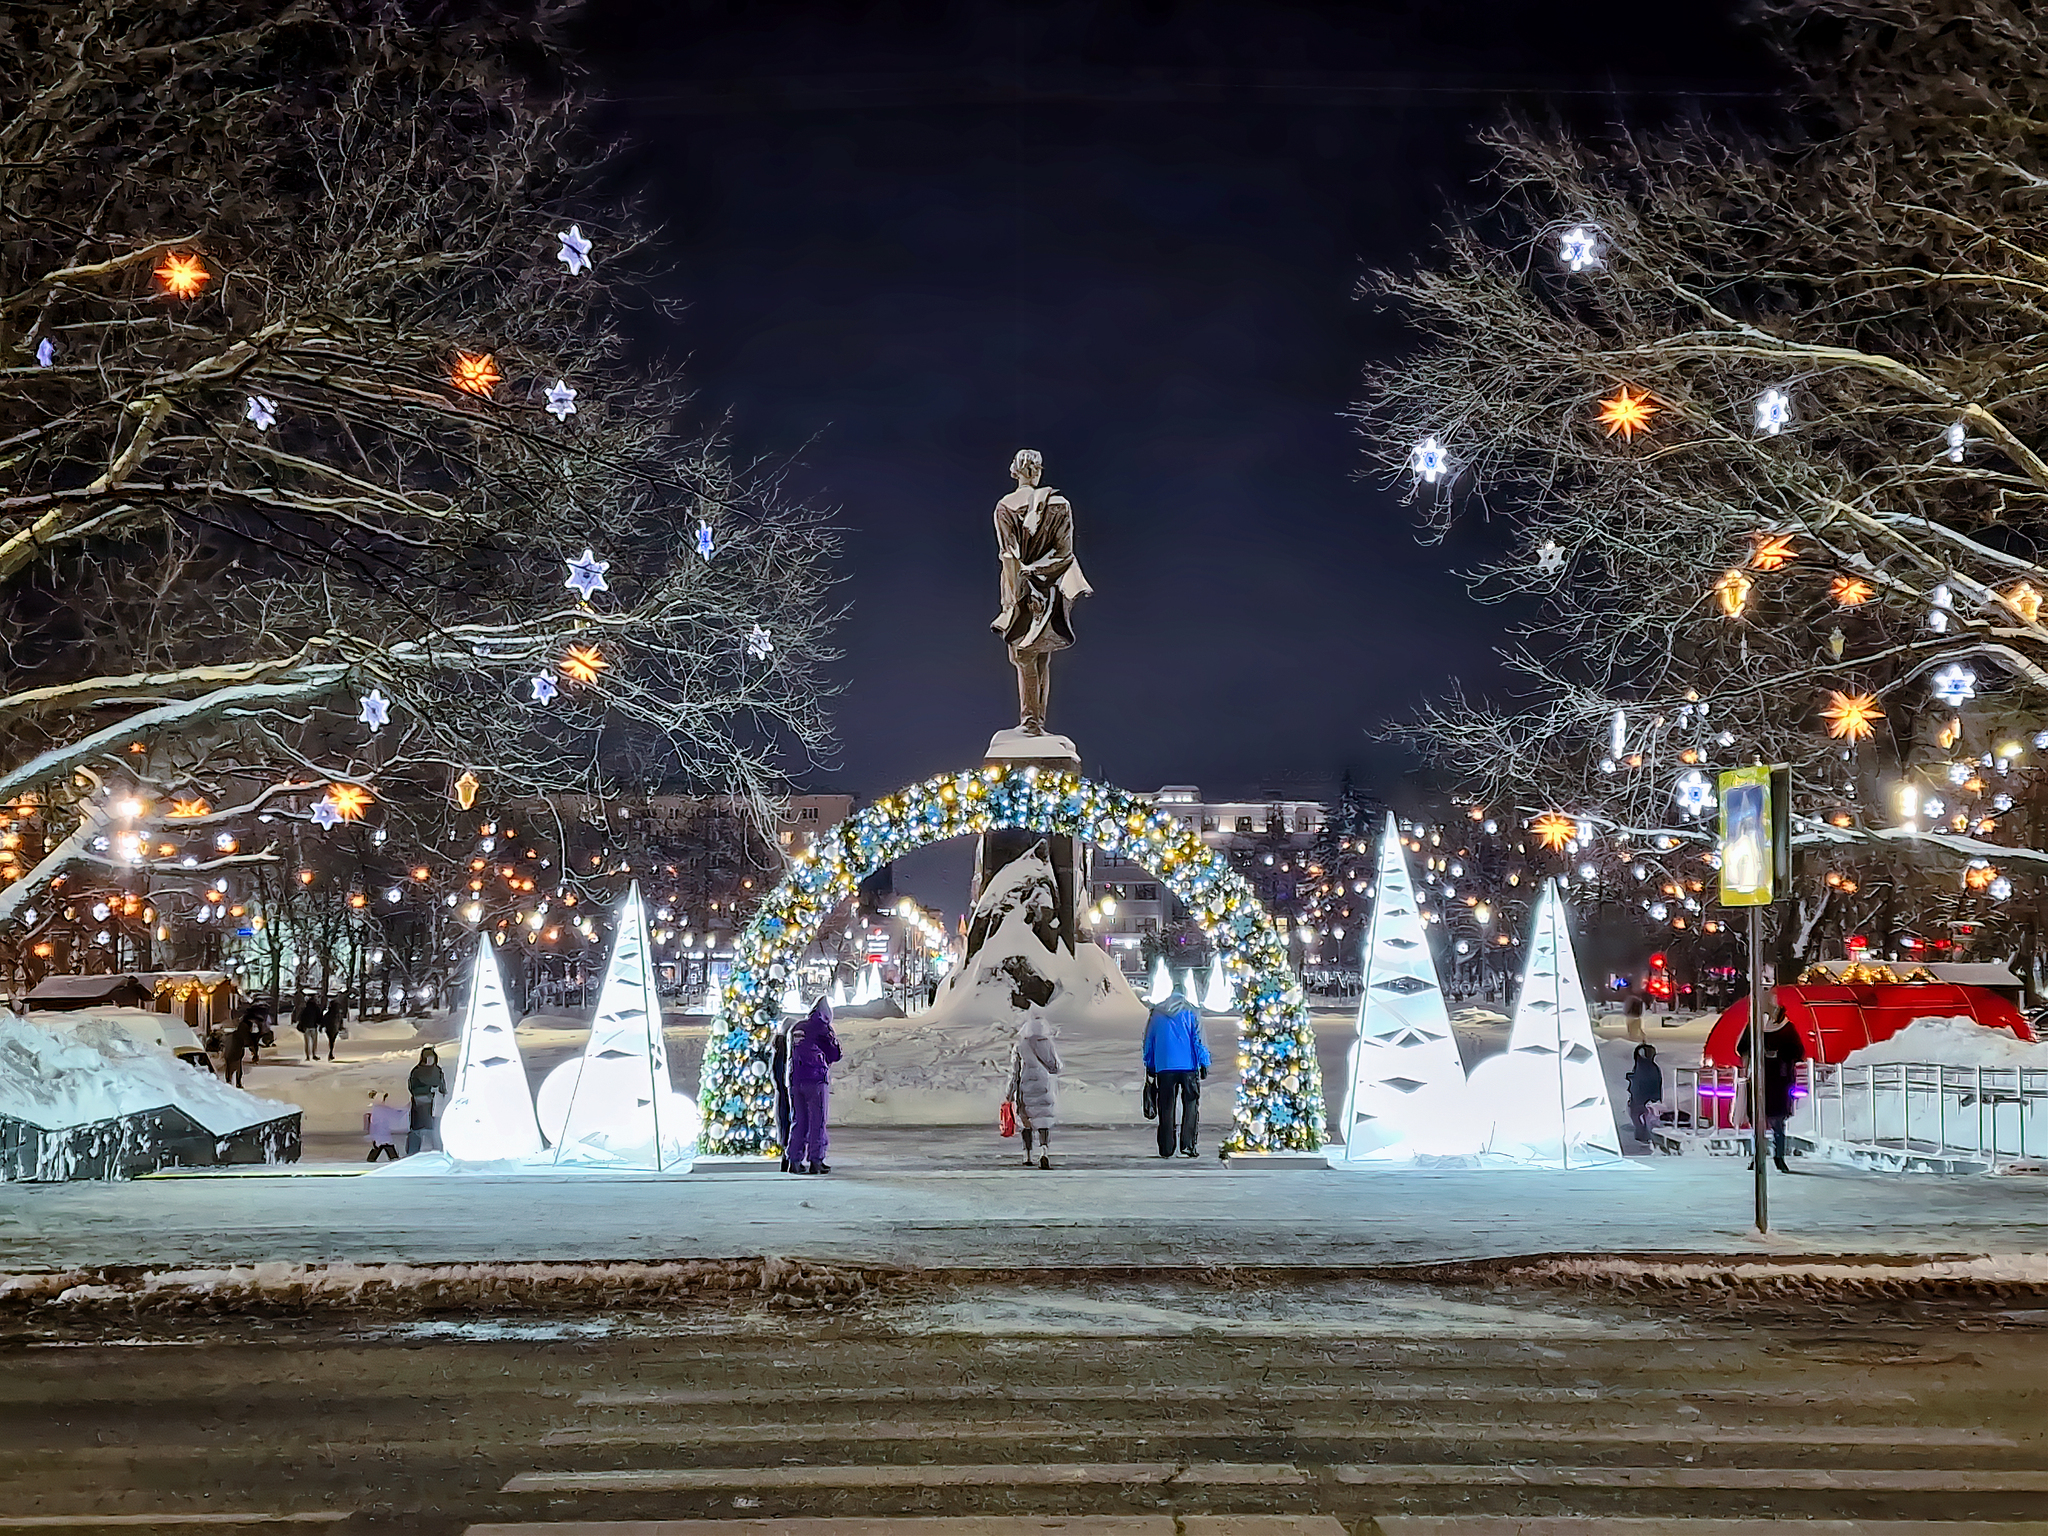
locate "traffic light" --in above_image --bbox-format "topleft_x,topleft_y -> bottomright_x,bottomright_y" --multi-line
1647,950 -> 1673,1002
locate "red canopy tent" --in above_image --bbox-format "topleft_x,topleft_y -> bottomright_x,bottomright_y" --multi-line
1703,969 -> 2032,1068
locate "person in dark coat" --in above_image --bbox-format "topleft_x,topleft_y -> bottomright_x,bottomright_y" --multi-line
786,999 -> 842,1174
1142,991 -> 1210,1159
223,1003 -> 266,1087
295,996 -> 323,1060
771,1017 -> 794,1172
321,998 -> 346,1060
1625,1042 -> 1663,1146
1736,1007 -> 1806,1173
406,1047 -> 447,1156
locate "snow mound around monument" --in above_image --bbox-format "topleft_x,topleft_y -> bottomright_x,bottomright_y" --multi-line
0,1015 -> 294,1134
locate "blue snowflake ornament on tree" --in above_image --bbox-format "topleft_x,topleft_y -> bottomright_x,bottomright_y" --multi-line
530,674 -> 559,705
746,624 -> 773,659
564,547 -> 610,602
556,225 -> 592,275
1931,663 -> 1977,706
310,798 -> 344,830
695,521 -> 715,561
544,380 -> 577,420
357,689 -> 391,731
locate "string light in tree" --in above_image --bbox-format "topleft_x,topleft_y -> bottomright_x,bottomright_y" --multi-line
1714,568 -> 1752,617
561,645 -> 608,685
563,548 -> 610,601
1750,533 -> 1797,571
1754,387 -> 1792,435
695,521 -> 715,561
168,798 -> 210,818
1831,575 -> 1873,606
1673,770 -> 1714,815
154,252 -> 210,298
1534,540 -> 1566,574
1822,690 -> 1883,742
1828,627 -> 1846,661
1596,386 -> 1658,439
327,783 -> 373,821
530,674 -> 559,705
557,225 -> 593,275
1410,436 -> 1450,485
1947,421 -> 1968,463
2007,582 -> 2042,624
544,380 -> 577,420
1931,663 -> 1978,706
453,771 -> 482,811
1530,812 -> 1577,852
1558,225 -> 1603,271
357,689 -> 390,731
35,338 -> 54,368
451,352 -> 501,396
245,396 -> 276,431
1928,584 -> 1955,632
746,625 -> 774,659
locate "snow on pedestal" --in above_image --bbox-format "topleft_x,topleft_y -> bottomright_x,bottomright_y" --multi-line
1146,956 -> 1172,1005
546,882 -> 699,1170
440,935 -> 543,1162
1203,958 -> 1234,1013
1466,879 -> 1623,1167
1333,814 -> 1478,1163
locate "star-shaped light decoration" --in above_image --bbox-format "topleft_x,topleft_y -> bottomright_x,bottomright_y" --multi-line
1754,387 -> 1792,435
310,798 -> 344,830
1558,225 -> 1602,272
2007,582 -> 2042,624
453,770 -> 481,810
561,644 -> 608,685
544,380 -> 577,420
1946,420 -> 1968,463
327,783 -> 373,821
746,624 -> 774,659
1596,385 -> 1658,439
1530,811 -> 1577,852
1750,533 -> 1797,571
168,797 -> 211,818
1928,583 -> 1954,633
1714,568 -> 1752,617
1672,770 -> 1715,816
557,225 -> 593,275
357,689 -> 390,731
695,521 -> 715,561
35,338 -> 54,368
1822,689 -> 1883,742
1534,540 -> 1566,574
530,673 -> 559,705
1931,663 -> 1978,706
155,252 -> 211,298
1410,436 -> 1450,485
1831,575 -> 1872,606
245,395 -> 277,431
1990,875 -> 2014,901
563,547 -> 610,601
451,352 -> 501,396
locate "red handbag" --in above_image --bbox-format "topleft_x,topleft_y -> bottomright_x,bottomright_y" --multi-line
998,1100 -> 1016,1138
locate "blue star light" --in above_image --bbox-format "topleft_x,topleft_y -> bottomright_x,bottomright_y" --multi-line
1558,225 -> 1602,272
1672,769 -> 1715,815
358,689 -> 391,731
564,547 -> 610,601
1754,387 -> 1792,436
310,798 -> 343,830
35,337 -> 54,368
1410,436 -> 1450,485
246,395 -> 277,431
557,226 -> 592,275
544,380 -> 577,420
1931,663 -> 1978,706
746,624 -> 773,659
530,673 -> 559,705
695,521 -> 715,561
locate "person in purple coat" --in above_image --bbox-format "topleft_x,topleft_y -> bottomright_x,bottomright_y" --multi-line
786,998 -> 842,1174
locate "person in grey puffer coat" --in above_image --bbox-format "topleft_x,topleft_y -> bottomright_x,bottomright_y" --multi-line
1006,1013 -> 1062,1169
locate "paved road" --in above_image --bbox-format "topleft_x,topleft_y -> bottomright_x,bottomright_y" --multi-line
4,1128 -> 2047,1271
2,1276 -> 2046,1533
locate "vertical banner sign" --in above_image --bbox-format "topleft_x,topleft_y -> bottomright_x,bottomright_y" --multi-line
1718,765 -> 1774,907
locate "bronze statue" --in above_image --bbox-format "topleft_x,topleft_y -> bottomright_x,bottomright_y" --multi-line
991,449 -> 1091,734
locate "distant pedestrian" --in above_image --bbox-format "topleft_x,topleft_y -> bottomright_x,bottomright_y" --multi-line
406,1047 -> 447,1156
294,996 -> 323,1060
1623,990 -> 1646,1043
1625,1042 -> 1663,1146
223,1003 -> 265,1087
1737,1007 -> 1805,1174
1143,990 -> 1210,1160
1006,1013 -> 1063,1170
786,998 -> 842,1174
364,1092 -> 404,1162
771,1015 -> 794,1172
322,998 -> 346,1060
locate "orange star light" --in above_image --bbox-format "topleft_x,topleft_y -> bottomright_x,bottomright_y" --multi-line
1831,575 -> 1874,606
451,352 -> 501,395
1822,690 -> 1882,742
1714,568 -> 1752,617
560,644 -> 607,685
327,783 -> 373,821
1531,812 -> 1578,852
1750,533 -> 1797,571
154,252 -> 211,298
167,797 -> 211,818
2007,581 -> 2043,624
1596,386 -> 1658,440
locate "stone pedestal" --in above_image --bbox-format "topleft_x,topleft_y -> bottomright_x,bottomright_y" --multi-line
970,730 -> 1090,956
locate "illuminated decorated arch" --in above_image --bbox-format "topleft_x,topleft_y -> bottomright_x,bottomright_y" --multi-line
699,765 -> 1327,1156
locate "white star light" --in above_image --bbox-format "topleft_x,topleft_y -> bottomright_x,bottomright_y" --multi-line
1754,387 -> 1792,435
544,380 -> 577,420
695,521 -> 715,561
530,673 -> 559,705
557,225 -> 593,275
1931,663 -> 1978,706
35,338 -> 54,368
1558,225 -> 1602,272
1410,436 -> 1450,485
310,798 -> 344,830
1673,769 -> 1715,815
1946,420 -> 1968,463
564,547 -> 610,601
1534,540 -> 1566,574
246,395 -> 277,431
358,689 -> 391,731
1990,876 -> 2014,901
746,624 -> 774,659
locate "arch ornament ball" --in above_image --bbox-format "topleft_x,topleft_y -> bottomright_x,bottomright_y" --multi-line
698,765 -> 1326,1155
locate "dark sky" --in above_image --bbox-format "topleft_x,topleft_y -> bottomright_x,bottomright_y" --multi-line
572,0 -> 1780,910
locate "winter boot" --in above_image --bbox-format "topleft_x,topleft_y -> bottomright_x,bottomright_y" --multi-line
812,1162 -> 831,1175
1038,1153 -> 1050,1170
1774,1155 -> 1791,1174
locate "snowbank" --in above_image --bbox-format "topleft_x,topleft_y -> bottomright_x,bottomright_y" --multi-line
33,1006 -> 203,1056
0,1015 -> 293,1135
1843,1016 -> 2048,1069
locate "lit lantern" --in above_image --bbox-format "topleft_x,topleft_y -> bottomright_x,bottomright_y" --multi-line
1821,690 -> 1882,742
560,644 -> 608,685
1595,386 -> 1657,439
1530,812 -> 1577,852
451,352 -> 502,395
2007,582 -> 2043,624
1749,533 -> 1797,571
154,252 -> 211,298
453,770 -> 482,811
1830,575 -> 1873,606
1714,568 -> 1752,617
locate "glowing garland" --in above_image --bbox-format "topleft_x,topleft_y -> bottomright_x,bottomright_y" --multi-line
698,765 -> 1326,1155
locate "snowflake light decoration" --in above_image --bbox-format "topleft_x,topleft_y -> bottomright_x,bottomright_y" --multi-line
530,674 -> 559,705
564,548 -> 610,602
357,689 -> 390,731
310,798 -> 344,830
1923,796 -> 1945,819
695,521 -> 715,561
1596,386 -> 1658,439
1947,420 -> 1968,463
155,252 -> 211,298
35,338 -> 53,368
746,624 -> 774,659
544,380 -> 577,421
557,226 -> 593,275
1822,690 -> 1883,742
1754,387 -> 1792,435
1990,875 -> 2014,901
1672,769 -> 1715,815
1931,663 -> 1977,706
244,395 -> 277,432
1558,225 -> 1602,272
1928,584 -> 1954,633
1534,540 -> 1566,574
1410,436 -> 1450,485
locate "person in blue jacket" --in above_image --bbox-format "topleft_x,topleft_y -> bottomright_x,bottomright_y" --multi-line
1142,990 -> 1210,1159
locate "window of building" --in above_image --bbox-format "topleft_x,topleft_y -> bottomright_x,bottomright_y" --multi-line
799,806 -> 819,821
1234,816 -> 1253,834
1136,884 -> 1159,902
1201,816 -> 1217,832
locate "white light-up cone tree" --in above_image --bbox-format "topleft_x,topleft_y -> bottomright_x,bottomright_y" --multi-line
440,934 -> 544,1163
1467,880 -> 1623,1167
1146,956 -> 1173,1005
1203,957 -> 1235,1013
1334,814 -> 1478,1163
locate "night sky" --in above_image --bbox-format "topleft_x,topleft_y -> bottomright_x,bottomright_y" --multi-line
572,0 -> 1780,910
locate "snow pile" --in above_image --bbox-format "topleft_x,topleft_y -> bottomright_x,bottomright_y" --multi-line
0,1015 -> 294,1135
1844,1016 -> 2048,1069
34,1006 -> 203,1056
1520,1252 -> 2048,1297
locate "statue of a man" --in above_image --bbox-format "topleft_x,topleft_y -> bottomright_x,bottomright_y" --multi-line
991,449 -> 1092,734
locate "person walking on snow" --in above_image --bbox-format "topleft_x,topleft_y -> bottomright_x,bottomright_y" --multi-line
406,1047 -> 447,1156
1737,1007 -> 1805,1173
1625,1041 -> 1663,1146
321,997 -> 346,1060
1143,989 -> 1210,1159
295,995 -> 323,1061
1006,1013 -> 1063,1170
787,998 -> 842,1174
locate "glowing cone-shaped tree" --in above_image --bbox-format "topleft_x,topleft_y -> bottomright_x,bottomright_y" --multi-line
1469,879 -> 1623,1166
1181,970 -> 1202,1006
779,977 -> 805,1014
440,934 -> 543,1161
858,962 -> 884,1005
829,974 -> 850,1009
1336,814 -> 1477,1161
552,882 -> 698,1168
1146,956 -> 1173,1004
1203,958 -> 1234,1013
